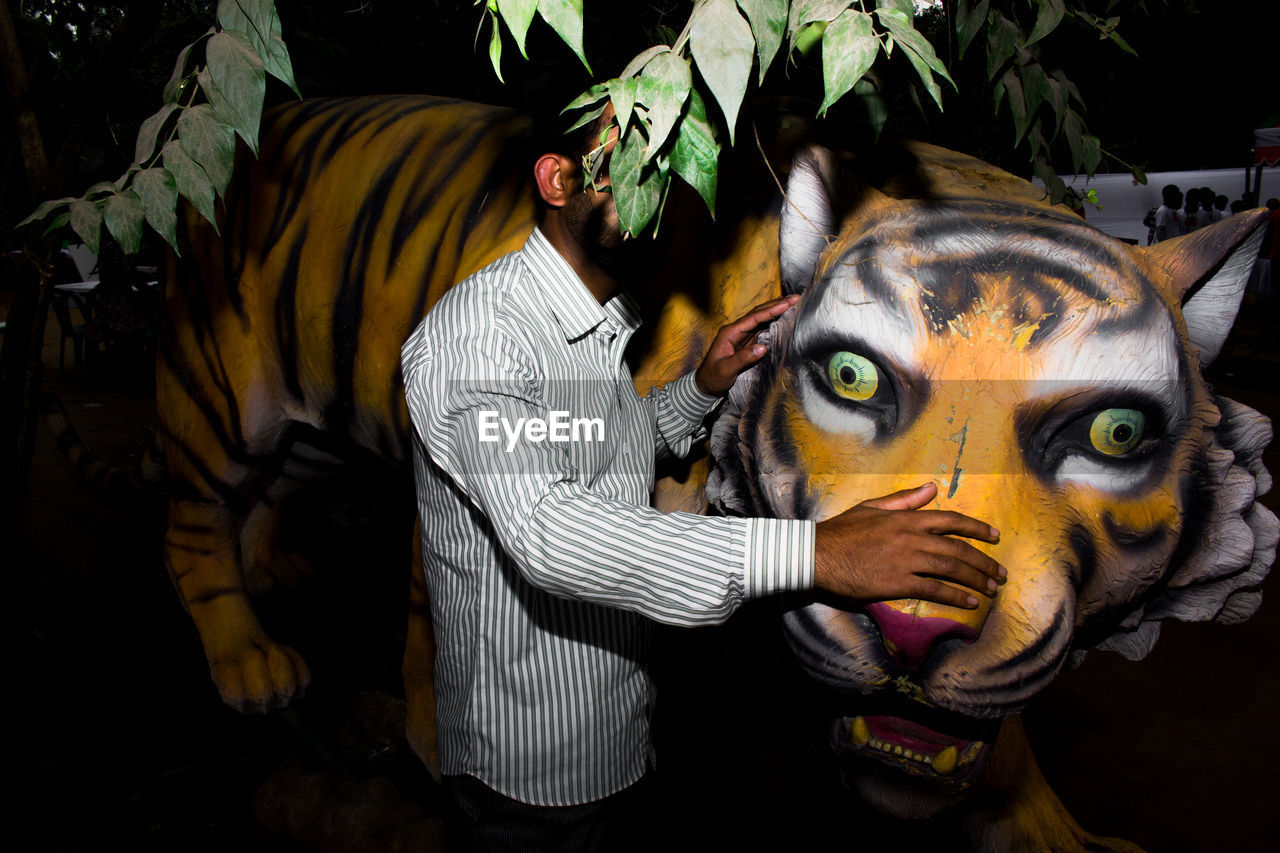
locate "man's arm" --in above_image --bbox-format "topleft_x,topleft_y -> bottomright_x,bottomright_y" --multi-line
647,296 -> 800,461
405,324 -> 811,626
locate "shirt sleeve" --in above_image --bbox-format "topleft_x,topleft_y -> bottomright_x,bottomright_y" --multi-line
403,326 -> 814,627
646,371 -> 723,461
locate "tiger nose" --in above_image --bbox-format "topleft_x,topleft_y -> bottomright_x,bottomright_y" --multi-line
865,598 -> 989,669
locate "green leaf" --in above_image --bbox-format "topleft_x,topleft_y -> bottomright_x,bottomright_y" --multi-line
854,77 -> 888,138
691,0 -> 755,144
1063,109 -> 1085,173
794,21 -> 827,58
497,0 -> 538,59
177,104 -> 238,197
1025,0 -> 1065,48
819,9 -> 878,116
668,87 -> 720,215
1131,165 -> 1148,186
1001,69 -> 1029,144
877,9 -> 953,109
43,211 -> 71,236
163,139 -> 219,230
1044,76 -> 1067,139
565,103 -> 607,133
955,0 -> 989,58
135,103 -> 181,166
85,182 -> 116,198
69,200 -> 103,254
1034,158 -> 1067,205
1107,29 -> 1137,57
538,0 -> 590,72
262,6 -> 299,96
1051,68 -> 1084,107
610,77 -> 640,139
875,0 -> 915,17
637,51 -> 692,156
487,10 -> 504,83
17,196 -> 76,229
134,167 -> 180,252
1020,62 -> 1049,123
163,35 -> 207,103
1026,123 -> 1046,160
788,0 -> 855,37
217,0 -> 274,49
986,12 -> 1018,80
103,190 -> 146,254
203,32 -> 266,154
620,45 -> 669,79
564,83 -> 609,112
611,123 -> 665,238
113,165 -> 140,192
1081,133 -> 1102,175
736,0 -> 786,83
219,1 -> 296,95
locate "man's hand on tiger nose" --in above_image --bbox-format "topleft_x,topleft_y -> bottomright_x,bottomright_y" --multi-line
694,295 -> 800,396
814,482 -> 1007,610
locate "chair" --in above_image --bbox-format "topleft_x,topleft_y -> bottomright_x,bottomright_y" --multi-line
49,289 -> 92,378
61,244 -> 99,282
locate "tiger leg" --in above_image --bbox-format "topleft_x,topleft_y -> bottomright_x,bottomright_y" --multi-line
961,716 -> 1144,853
402,521 -> 440,779
165,495 -> 310,713
158,362 -> 311,712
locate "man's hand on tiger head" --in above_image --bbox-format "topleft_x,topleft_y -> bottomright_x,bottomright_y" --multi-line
814,482 -> 1007,610
694,295 -> 800,396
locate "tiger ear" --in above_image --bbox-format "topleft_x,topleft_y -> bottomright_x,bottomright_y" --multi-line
1145,208 -> 1269,365
779,147 -> 838,295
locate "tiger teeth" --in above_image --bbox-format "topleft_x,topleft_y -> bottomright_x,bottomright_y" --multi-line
847,717 -> 986,774
932,746 -> 958,774
850,716 -> 870,746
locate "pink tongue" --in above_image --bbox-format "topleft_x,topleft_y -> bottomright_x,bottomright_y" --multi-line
865,602 -> 978,668
865,715 -> 967,754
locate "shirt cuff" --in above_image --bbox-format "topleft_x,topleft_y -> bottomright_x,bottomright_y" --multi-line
667,371 -> 723,425
742,517 -> 816,599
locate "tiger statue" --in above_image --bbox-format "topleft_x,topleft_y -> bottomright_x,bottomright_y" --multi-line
159,94 -> 1273,851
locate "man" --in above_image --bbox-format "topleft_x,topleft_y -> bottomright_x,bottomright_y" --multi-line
1153,184 -> 1184,243
401,110 -> 1005,850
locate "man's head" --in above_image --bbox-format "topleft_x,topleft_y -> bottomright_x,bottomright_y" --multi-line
1162,184 -> 1182,207
532,105 -> 624,259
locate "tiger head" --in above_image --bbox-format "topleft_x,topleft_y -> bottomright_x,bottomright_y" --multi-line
707,143 -> 1277,814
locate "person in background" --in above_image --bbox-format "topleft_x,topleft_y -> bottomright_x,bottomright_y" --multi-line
1153,184 -> 1184,243
1214,194 -> 1230,222
1183,187 -> 1204,232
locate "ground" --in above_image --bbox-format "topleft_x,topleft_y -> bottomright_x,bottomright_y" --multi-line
10,287 -> 1280,852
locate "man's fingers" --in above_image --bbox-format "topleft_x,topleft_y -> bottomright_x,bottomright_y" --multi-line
910,577 -> 983,610
720,296 -> 798,343
916,509 -> 1000,543
918,546 -> 1001,596
857,482 -> 937,511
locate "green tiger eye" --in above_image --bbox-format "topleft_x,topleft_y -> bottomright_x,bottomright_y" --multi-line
1089,409 -> 1145,455
828,351 -> 878,401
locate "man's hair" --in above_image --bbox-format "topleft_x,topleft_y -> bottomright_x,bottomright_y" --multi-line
529,108 -> 609,168
1162,184 -> 1182,206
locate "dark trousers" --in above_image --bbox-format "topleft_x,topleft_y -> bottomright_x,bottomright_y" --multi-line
443,773 -> 653,853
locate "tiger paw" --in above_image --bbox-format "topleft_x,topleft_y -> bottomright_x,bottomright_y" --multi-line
208,636 -> 311,714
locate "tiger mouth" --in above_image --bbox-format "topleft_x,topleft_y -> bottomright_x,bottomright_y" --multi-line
831,714 -> 994,790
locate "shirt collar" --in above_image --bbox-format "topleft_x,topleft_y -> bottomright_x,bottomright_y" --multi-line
522,227 -> 610,341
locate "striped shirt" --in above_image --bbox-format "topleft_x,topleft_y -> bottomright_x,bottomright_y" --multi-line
401,227 -> 815,806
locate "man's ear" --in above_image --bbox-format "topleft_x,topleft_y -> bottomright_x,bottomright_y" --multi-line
534,153 -> 577,208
